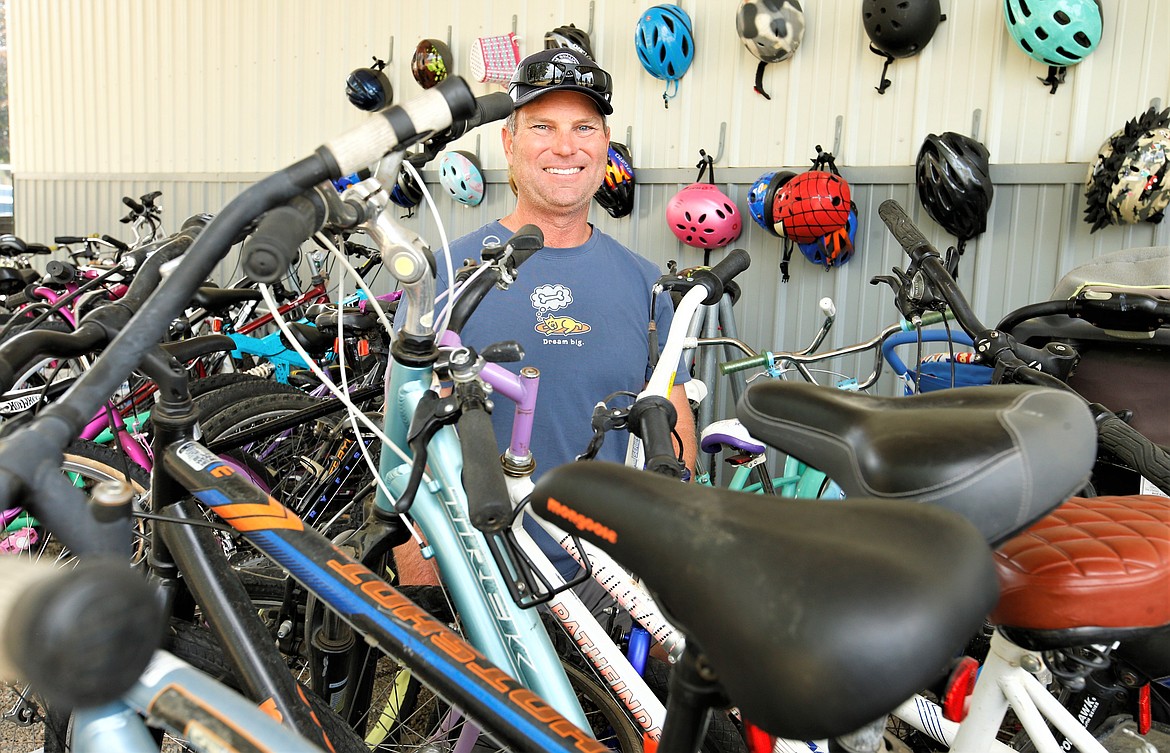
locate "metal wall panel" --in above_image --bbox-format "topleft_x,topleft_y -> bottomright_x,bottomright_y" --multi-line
7,0 -> 1170,413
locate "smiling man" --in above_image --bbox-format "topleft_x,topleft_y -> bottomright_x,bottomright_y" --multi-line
406,48 -> 695,587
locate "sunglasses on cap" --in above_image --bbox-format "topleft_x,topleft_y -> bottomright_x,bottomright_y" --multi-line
514,60 -> 613,101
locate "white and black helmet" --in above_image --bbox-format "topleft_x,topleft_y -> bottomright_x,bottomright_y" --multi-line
736,0 -> 805,99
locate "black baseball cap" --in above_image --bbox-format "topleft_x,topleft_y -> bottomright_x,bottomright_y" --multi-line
507,48 -> 614,116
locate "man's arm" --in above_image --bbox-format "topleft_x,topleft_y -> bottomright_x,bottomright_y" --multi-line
670,383 -> 698,478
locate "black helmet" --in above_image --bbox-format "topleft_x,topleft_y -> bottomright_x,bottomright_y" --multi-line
863,0 -> 945,93
916,132 -> 994,241
863,0 -> 943,58
345,58 -> 391,111
594,142 -> 636,219
544,23 -> 595,60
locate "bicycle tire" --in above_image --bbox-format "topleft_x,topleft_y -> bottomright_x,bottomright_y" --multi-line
199,391 -> 376,527
192,374 -> 307,421
7,441 -> 152,753
165,619 -> 368,753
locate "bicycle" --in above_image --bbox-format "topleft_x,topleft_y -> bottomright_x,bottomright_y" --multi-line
721,199 -> 1170,753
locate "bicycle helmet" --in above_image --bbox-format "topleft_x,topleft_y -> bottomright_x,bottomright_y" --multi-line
438,151 -> 485,207
411,38 -> 453,90
634,4 -> 695,107
345,58 -> 391,111
746,170 -> 796,235
915,132 -> 994,241
797,202 -> 858,269
544,23 -> 595,60
772,171 -> 852,244
863,0 -> 944,93
736,0 -> 805,100
863,0 -> 942,58
667,184 -> 742,250
1105,126 -> 1170,226
594,142 -> 636,219
1085,107 -> 1170,232
389,168 -> 424,210
1003,0 -> 1102,68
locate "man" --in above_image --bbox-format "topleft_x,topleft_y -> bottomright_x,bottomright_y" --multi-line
401,47 -> 697,581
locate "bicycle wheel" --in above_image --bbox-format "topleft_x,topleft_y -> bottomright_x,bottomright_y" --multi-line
198,392 -> 378,539
1,440 -> 150,566
2,441 -> 152,753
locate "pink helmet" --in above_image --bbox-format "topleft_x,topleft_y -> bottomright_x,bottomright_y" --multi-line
667,183 -> 742,249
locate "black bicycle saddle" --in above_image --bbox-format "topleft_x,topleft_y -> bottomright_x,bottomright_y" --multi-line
737,383 -> 1096,545
529,461 -> 998,741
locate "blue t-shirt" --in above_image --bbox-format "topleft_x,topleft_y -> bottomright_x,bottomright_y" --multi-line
430,221 -> 687,477
396,222 -> 688,578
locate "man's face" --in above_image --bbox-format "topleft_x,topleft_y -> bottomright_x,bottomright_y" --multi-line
503,90 -> 610,216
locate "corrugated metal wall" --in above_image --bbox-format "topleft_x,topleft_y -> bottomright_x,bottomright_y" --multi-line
8,0 -> 1170,403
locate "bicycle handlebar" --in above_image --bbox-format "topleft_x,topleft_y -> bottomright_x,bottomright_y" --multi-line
0,559 -> 162,709
877,198 -> 1170,493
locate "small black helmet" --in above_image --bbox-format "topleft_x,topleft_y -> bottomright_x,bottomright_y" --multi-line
345,58 -> 391,111
863,0 -> 943,58
544,23 -> 595,60
916,132 -> 994,241
594,142 -> 636,219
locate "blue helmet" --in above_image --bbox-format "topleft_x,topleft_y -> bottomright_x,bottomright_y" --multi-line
746,170 -> 795,236
345,59 -> 391,111
797,201 -> 859,269
635,4 -> 695,105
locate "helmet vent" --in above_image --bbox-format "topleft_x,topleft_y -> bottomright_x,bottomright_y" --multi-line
1035,26 -> 1049,40
1020,38 -> 1034,53
1018,0 -> 1032,18
1073,32 -> 1092,48
1053,10 -> 1071,25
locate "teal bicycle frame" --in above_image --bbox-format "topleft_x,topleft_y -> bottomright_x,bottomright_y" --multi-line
366,199 -> 588,728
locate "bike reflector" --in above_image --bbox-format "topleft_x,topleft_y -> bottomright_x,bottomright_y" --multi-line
942,656 -> 980,722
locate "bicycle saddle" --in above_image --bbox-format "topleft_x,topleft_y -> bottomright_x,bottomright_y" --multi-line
530,461 -> 998,741
992,494 -> 1170,650
699,418 -> 766,455
737,383 -> 1096,545
190,286 -> 263,313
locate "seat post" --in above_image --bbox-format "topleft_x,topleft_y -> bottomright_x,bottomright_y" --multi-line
658,644 -> 729,752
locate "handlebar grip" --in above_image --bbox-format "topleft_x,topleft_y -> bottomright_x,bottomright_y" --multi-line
27,243 -> 52,256
101,234 -> 130,252
320,76 -> 477,177
458,406 -> 513,533
443,92 -> 515,142
1094,409 -> 1170,496
241,194 -> 324,283
692,247 -> 752,305
877,200 -> 939,261
44,260 -> 76,284
53,235 -> 86,245
0,559 -> 162,709
121,196 -> 145,213
505,223 -> 544,267
628,396 -> 684,478
720,353 -> 771,375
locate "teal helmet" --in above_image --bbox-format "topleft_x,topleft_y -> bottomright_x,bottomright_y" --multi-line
1003,0 -> 1102,67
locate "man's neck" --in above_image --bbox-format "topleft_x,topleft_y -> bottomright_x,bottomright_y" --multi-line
501,206 -> 593,249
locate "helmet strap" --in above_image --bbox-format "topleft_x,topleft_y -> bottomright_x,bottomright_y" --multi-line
870,45 -> 895,94
695,151 -> 716,185
662,79 -> 680,109
780,239 -> 794,284
1040,66 -> 1067,94
753,61 -> 772,101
